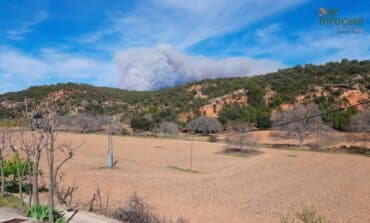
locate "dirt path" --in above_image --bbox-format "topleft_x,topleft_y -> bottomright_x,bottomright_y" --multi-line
43,134 -> 370,223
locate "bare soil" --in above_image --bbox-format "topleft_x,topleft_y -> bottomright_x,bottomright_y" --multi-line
41,133 -> 370,223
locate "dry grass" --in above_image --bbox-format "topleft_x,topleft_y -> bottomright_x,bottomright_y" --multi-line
36,133 -> 370,223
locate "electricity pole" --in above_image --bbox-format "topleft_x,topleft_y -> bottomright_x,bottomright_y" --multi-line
106,113 -> 113,168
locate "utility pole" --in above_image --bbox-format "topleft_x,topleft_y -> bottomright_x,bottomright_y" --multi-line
190,131 -> 194,172
190,139 -> 193,172
106,113 -> 113,168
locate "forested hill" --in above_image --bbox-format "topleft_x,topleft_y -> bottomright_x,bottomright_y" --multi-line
1,59 -> 369,130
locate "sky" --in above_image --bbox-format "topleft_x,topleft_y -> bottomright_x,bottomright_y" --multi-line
0,0 -> 369,93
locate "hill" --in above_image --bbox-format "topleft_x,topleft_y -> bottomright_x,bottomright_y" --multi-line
0,59 -> 369,130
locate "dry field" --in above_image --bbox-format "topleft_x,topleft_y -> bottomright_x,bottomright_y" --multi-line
41,133 -> 370,223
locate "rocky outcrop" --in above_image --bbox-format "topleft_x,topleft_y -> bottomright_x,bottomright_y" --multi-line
187,84 -> 208,99
199,89 -> 247,117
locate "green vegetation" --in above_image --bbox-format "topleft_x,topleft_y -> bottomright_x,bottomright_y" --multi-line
216,148 -> 263,158
219,105 -> 270,126
26,204 -> 66,223
167,165 -> 199,173
0,59 -> 369,130
0,195 -> 23,211
281,206 -> 327,223
3,154 -> 33,193
130,116 -> 153,131
0,118 -> 27,127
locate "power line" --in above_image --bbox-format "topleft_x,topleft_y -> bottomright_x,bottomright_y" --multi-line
272,100 -> 369,128
227,100 -> 369,135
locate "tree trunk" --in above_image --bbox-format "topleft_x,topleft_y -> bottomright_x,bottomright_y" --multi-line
48,176 -> 55,223
0,159 -> 4,197
27,160 -> 32,208
48,129 -> 55,223
14,155 -> 24,207
239,133 -> 243,150
298,137 -> 304,148
31,149 -> 41,206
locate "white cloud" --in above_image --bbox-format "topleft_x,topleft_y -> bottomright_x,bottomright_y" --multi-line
0,47 -> 118,93
78,0 -> 307,49
245,28 -> 370,64
256,23 -> 282,41
115,45 -> 283,90
6,11 -> 48,40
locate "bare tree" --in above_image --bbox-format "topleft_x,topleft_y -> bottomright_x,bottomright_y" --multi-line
20,99 -> 46,206
0,128 -> 9,196
73,113 -> 104,133
20,130 -> 45,206
274,103 -> 330,148
186,116 -> 223,135
8,130 -> 26,207
226,123 -> 250,150
43,113 -> 83,223
86,185 -> 112,215
159,121 -> 179,136
56,174 -> 78,210
347,110 -> 370,133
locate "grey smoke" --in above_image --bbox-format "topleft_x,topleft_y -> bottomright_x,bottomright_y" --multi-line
115,45 -> 282,90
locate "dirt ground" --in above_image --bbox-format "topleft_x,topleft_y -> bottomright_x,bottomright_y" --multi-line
41,133 -> 370,223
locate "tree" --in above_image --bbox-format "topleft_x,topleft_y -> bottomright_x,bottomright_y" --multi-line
0,128 -> 9,196
20,100 -> 46,206
256,116 -> 272,129
130,116 -> 152,131
226,123 -> 250,150
7,130 -> 32,207
347,110 -> 370,133
324,107 -> 357,130
219,105 -> 270,127
245,81 -> 264,107
72,113 -> 104,133
43,112 -> 83,223
274,103 -> 330,147
186,116 -> 223,135
159,121 -> 179,135
20,130 -> 45,206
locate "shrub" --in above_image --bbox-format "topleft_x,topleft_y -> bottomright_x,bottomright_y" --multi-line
130,116 -> 153,131
27,204 -> 65,222
114,192 -> 188,223
280,206 -> 327,223
209,135 -> 218,142
114,192 -> 162,223
27,204 -> 49,221
256,116 -> 272,129
158,121 -> 179,135
186,116 -> 223,135
3,154 -> 33,193
346,110 -> 370,133
219,105 -> 270,126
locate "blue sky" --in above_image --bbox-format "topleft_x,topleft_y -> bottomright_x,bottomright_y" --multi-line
0,0 -> 369,92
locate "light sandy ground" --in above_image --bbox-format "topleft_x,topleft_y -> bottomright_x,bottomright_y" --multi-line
41,133 -> 370,223
0,207 -> 37,222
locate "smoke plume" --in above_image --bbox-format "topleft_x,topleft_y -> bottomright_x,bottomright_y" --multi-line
115,45 -> 282,90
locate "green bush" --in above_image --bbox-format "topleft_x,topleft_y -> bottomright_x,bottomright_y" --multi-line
27,204 -> 49,221
256,116 -> 272,129
27,204 -> 65,222
130,116 -> 153,131
2,154 -> 33,193
3,154 -> 33,178
281,206 -> 327,223
219,105 -> 270,127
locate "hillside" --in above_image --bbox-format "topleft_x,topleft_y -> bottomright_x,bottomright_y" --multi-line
1,59 -> 369,130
